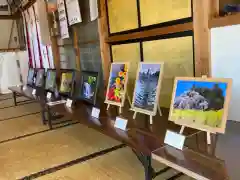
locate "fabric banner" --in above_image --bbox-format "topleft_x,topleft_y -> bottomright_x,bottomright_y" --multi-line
65,0 -> 82,25
26,10 -> 36,68
89,0 -> 98,21
22,12 -> 32,68
22,2 -> 54,69
57,0 -> 69,39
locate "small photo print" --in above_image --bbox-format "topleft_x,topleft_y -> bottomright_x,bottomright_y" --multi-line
106,63 -> 128,105
60,72 -> 73,93
80,72 -> 98,104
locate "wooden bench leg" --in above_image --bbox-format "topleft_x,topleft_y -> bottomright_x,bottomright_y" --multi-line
12,92 -> 17,106
47,106 -> 53,129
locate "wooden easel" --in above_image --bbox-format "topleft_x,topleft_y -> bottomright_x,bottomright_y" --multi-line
132,105 -> 162,125
179,125 -> 212,145
106,92 -> 132,114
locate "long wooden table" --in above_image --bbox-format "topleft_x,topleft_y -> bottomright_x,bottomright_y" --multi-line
9,85 -> 230,180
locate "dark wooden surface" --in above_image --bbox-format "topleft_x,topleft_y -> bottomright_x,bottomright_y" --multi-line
9,85 -> 240,179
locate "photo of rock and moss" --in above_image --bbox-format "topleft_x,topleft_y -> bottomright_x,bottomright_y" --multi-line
107,64 -> 128,103
133,64 -> 161,111
172,80 -> 228,128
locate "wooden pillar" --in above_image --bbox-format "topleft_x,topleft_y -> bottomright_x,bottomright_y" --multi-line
98,0 -> 111,88
193,0 -> 219,77
46,8 -> 60,76
72,26 -> 81,71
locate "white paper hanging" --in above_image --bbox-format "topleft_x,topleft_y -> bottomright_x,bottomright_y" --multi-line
65,0 -> 82,25
57,0 -> 69,39
89,0 -> 98,21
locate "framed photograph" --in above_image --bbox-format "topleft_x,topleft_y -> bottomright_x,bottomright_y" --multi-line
45,69 -> 57,92
105,63 -> 129,107
169,77 -> 232,133
59,71 -> 75,95
35,69 -> 45,87
131,62 -> 164,116
27,68 -> 36,86
78,71 -> 98,105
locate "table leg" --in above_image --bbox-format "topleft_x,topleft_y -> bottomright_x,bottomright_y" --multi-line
12,92 -> 17,106
144,155 -> 153,180
41,108 -> 47,125
47,106 -> 53,129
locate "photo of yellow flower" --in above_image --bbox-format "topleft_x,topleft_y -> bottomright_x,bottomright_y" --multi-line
118,71 -> 124,77
106,63 -> 128,104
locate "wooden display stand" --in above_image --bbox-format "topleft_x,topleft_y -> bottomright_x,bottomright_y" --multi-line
169,75 -> 232,145
179,125 -> 212,145
106,92 -> 131,114
132,105 -> 162,125
130,62 -> 164,125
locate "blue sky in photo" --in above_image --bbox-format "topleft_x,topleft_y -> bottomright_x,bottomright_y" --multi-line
111,64 -> 125,77
140,64 -> 161,73
175,80 -> 228,97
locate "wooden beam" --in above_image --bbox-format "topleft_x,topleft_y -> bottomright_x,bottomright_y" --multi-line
193,0 -> 219,77
210,0 -> 219,17
0,48 -> 21,52
210,13 -> 240,28
72,26 -> 81,71
98,0 -> 111,87
106,22 -> 193,43
0,14 -> 17,19
47,13 -> 60,75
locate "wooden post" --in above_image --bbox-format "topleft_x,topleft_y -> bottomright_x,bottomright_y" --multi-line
193,0 -> 219,77
98,0 -> 111,88
72,25 -> 81,71
47,10 -> 60,76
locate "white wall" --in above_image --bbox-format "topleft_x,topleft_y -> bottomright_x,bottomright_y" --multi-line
211,24 -> 240,122
0,52 -> 22,94
0,20 -> 19,49
16,51 -> 29,84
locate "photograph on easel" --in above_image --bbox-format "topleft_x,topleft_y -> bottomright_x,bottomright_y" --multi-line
27,68 -> 35,86
59,72 -> 74,94
45,70 -> 57,91
79,71 -> 98,105
35,69 -> 45,87
105,63 -> 129,107
169,77 -> 232,133
131,62 -> 164,116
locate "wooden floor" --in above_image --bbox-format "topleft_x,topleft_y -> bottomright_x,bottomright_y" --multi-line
0,94 -> 193,180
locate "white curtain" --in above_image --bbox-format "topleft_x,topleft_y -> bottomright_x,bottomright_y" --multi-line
0,52 -> 21,94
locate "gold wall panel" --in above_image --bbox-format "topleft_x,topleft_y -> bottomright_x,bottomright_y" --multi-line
112,43 -> 140,101
107,0 -> 138,33
140,0 -> 191,27
143,36 -> 194,108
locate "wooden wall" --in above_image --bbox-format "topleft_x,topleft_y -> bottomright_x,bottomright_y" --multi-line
98,0 -> 220,107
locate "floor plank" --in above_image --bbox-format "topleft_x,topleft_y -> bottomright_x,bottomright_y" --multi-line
0,102 -> 41,120
0,124 -> 120,179
0,113 -> 48,143
38,148 -> 185,180
0,93 -> 12,100
0,96 -> 32,109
